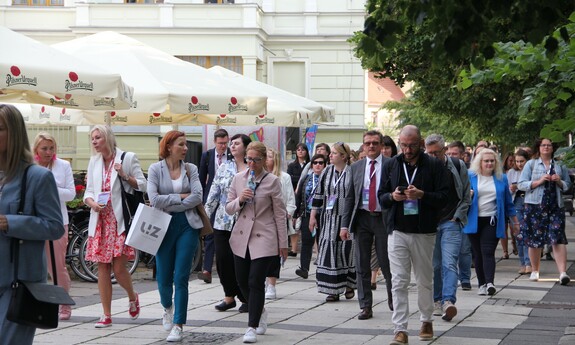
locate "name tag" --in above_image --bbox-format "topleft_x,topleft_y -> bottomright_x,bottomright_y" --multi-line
403,199 -> 419,215
97,192 -> 110,206
362,188 -> 370,204
326,195 -> 337,210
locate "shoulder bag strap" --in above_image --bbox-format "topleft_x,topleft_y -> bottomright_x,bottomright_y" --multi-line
11,165 -> 58,286
118,152 -> 130,213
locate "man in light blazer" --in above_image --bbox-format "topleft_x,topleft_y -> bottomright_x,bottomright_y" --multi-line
198,128 -> 231,283
341,130 -> 393,320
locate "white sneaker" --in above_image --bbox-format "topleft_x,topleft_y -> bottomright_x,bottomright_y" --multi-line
162,305 -> 174,331
529,271 -> 539,281
256,308 -> 267,335
166,325 -> 183,342
486,283 -> 496,296
442,301 -> 457,321
477,284 -> 487,296
560,272 -> 571,285
265,285 -> 276,299
433,301 -> 442,316
243,327 -> 257,343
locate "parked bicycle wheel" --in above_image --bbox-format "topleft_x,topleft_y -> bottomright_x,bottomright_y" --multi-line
66,221 -> 96,282
80,235 -> 140,283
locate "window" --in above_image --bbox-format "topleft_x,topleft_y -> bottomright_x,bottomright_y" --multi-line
177,56 -> 243,74
12,0 -> 63,5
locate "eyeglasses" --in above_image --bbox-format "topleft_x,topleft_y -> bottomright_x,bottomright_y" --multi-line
482,159 -> 495,163
246,157 -> 263,163
363,141 -> 381,147
312,160 -> 325,165
426,149 -> 444,156
540,144 -> 553,148
399,143 -> 419,150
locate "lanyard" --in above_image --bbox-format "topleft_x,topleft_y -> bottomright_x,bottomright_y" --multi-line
102,157 -> 115,187
332,166 -> 347,189
402,163 -> 418,186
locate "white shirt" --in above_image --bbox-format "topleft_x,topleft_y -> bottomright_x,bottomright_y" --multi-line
49,158 -> 75,225
214,149 -> 227,170
477,174 -> 497,216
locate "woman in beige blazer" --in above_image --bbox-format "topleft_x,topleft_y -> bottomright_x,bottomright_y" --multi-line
225,142 -> 288,344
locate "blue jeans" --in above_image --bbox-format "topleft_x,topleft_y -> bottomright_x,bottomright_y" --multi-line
433,220 -> 462,304
458,233 -> 472,284
156,212 -> 199,325
515,207 -> 531,267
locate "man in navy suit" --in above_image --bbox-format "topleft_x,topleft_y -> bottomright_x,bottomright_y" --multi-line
198,128 -> 231,283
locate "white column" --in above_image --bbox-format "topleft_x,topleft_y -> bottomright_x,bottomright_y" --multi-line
304,0 -> 317,12
243,57 -> 257,79
159,4 -> 174,27
304,15 -> 318,35
262,0 -> 274,12
242,5 -> 257,28
75,3 -> 90,27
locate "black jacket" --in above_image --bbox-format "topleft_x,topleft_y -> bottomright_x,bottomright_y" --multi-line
377,153 -> 450,234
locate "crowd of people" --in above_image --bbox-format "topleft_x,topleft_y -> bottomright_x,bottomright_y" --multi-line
0,104 -> 571,345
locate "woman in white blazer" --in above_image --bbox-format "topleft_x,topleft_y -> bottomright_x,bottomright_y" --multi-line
83,125 -> 146,328
33,132 -> 75,320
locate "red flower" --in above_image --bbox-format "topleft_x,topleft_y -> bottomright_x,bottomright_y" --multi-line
75,185 -> 85,193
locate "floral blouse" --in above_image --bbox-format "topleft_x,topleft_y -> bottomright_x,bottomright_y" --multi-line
205,159 -> 246,231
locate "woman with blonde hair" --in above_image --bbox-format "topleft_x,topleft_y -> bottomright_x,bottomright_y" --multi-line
264,147 -> 296,299
83,125 -> 146,328
463,148 -> 518,296
309,142 -> 356,302
33,132 -> 75,320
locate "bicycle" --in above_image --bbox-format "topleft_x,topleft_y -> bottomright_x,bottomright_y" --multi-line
66,208 -> 94,282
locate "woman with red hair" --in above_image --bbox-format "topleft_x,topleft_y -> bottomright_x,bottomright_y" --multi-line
147,130 -> 203,342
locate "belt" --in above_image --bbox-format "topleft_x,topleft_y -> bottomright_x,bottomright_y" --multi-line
359,209 -> 382,217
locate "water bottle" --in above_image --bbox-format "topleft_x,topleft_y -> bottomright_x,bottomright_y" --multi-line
246,170 -> 256,203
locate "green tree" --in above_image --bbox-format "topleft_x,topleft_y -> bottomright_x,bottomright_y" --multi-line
352,1 -> 574,147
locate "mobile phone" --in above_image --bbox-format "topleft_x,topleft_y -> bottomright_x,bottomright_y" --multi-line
511,182 -> 517,185
397,186 -> 406,194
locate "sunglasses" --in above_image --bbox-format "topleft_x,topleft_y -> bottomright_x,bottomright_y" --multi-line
246,157 -> 263,163
335,141 -> 349,155
312,160 -> 325,165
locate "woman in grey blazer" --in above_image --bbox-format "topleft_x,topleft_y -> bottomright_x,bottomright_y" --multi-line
147,130 -> 203,342
0,105 -> 64,345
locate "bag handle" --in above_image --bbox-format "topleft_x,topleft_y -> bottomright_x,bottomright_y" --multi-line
11,165 -> 59,287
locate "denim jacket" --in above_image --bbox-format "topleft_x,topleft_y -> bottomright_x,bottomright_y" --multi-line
518,158 -> 571,207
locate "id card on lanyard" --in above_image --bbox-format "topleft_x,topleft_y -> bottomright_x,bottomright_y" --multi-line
402,163 -> 419,215
326,168 -> 346,210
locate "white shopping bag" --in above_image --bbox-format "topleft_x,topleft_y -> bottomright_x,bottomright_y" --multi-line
125,203 -> 172,255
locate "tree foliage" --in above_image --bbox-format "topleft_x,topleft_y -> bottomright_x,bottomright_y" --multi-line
351,0 -> 574,148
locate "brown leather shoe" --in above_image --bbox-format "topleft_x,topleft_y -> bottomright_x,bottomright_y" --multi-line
198,271 -> 212,284
390,331 -> 408,345
357,307 -> 373,320
419,321 -> 433,341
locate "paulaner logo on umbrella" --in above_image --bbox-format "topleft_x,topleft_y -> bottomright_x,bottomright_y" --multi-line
216,114 -> 237,125
188,96 -> 210,112
228,97 -> 248,113
5,65 -> 38,87
255,114 -> 274,125
65,72 -> 94,92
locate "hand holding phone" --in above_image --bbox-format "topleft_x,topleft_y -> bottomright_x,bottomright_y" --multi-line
397,186 -> 407,194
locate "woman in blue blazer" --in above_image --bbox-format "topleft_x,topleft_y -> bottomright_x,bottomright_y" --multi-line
0,105 -> 64,345
463,148 -> 519,296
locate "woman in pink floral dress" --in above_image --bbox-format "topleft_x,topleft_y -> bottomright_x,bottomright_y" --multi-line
83,125 -> 147,328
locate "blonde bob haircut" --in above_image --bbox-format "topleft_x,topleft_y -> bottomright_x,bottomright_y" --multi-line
266,147 -> 282,177
89,125 -> 117,156
470,148 -> 503,180
0,104 -> 34,182
332,141 -> 352,165
246,141 -> 267,160
33,132 -> 58,155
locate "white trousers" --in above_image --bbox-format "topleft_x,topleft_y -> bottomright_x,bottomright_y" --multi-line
388,231 -> 436,334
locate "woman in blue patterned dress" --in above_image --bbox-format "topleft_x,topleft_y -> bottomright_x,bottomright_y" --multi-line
205,134 -> 251,312
518,138 -> 571,285
309,142 -> 356,301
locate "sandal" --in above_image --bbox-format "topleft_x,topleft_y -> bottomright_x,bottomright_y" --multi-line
502,251 -> 509,259
326,294 -> 340,302
345,288 -> 355,300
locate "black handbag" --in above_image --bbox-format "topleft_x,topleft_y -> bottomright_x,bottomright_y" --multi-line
119,151 -> 146,232
6,165 -> 76,329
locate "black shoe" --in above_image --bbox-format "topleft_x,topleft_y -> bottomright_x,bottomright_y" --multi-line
461,282 -> 472,291
288,251 -> 297,257
370,283 -> 377,290
295,268 -> 309,279
358,307 -> 373,320
215,300 -> 236,312
198,271 -> 212,284
545,252 -> 554,261
238,303 -> 248,313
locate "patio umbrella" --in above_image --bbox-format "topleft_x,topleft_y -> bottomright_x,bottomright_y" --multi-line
52,31 -> 267,124
0,27 -> 132,110
209,65 -> 335,124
